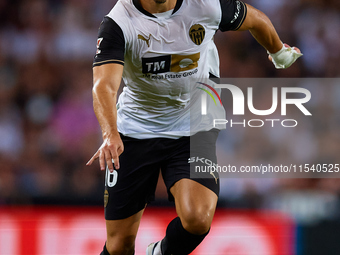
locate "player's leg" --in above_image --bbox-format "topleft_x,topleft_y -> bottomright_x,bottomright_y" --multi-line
148,179 -> 218,255
101,209 -> 144,255
158,179 -> 217,255
148,129 -> 220,255
171,178 -> 218,234
102,134 -> 162,255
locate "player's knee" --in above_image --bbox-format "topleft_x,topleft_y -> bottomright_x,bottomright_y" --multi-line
180,209 -> 213,235
106,244 -> 134,255
106,235 -> 135,255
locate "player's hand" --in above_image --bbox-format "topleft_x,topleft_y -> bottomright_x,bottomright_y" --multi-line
86,133 -> 124,171
268,43 -> 301,61
268,43 -> 302,69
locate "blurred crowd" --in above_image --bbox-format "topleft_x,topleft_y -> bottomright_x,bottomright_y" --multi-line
216,79 -> 340,224
0,0 -> 339,225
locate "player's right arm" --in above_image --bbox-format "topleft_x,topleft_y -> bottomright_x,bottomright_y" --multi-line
87,63 -> 124,172
218,0 -> 302,69
86,17 -> 126,171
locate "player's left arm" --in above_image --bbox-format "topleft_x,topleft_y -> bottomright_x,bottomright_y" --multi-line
237,3 -> 302,68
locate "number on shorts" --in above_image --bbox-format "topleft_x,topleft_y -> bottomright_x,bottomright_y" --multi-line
106,169 -> 118,187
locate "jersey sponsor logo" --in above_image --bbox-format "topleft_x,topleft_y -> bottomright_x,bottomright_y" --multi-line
138,34 -> 151,47
96,38 -> 103,54
142,55 -> 171,73
142,53 -> 200,74
171,53 -> 200,72
189,24 -> 205,45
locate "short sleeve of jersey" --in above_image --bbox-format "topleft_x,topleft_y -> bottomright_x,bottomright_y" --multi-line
93,17 -> 125,67
219,0 -> 247,31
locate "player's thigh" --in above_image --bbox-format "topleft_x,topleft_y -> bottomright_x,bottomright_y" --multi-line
104,134 -> 161,220
161,129 -> 220,202
164,130 -> 220,233
170,178 -> 218,234
105,209 -> 144,252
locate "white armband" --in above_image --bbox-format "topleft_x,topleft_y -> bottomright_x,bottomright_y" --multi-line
268,44 -> 303,69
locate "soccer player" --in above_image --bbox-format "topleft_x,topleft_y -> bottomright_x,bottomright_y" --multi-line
87,0 -> 302,254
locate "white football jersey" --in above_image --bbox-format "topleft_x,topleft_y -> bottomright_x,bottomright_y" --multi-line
94,0 -> 247,138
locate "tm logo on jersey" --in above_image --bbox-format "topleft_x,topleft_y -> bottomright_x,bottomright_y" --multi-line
142,53 -> 200,74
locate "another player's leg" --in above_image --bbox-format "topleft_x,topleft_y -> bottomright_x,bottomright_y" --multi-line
101,209 -> 144,255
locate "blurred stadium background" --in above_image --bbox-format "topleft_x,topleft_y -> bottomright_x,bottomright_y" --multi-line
0,0 -> 340,254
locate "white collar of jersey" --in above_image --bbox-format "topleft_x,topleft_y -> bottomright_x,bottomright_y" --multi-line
132,0 -> 183,18
152,9 -> 174,19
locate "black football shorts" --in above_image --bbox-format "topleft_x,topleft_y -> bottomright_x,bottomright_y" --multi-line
104,129 -> 220,220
